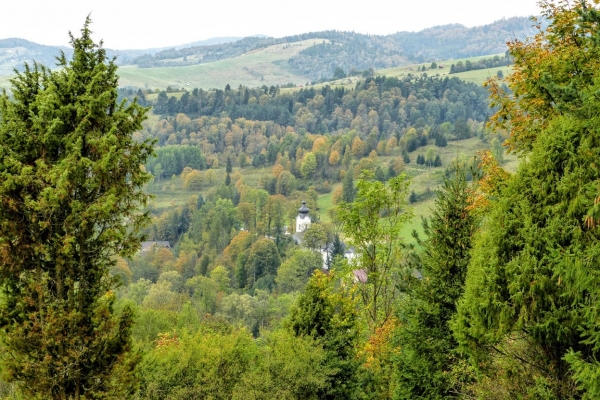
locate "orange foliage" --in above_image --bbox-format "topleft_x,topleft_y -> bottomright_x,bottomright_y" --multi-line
360,317 -> 400,397
468,150 -> 511,212
487,1 -> 600,153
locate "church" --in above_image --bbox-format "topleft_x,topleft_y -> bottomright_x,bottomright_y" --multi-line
295,200 -> 311,233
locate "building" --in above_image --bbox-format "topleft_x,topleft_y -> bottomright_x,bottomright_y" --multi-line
295,200 -> 311,233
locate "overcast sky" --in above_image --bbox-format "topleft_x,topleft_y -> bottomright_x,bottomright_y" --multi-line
2,0 -> 541,49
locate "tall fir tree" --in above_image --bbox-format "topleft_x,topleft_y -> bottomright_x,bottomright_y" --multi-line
341,167 -> 355,203
394,165 -> 477,399
0,19 -> 153,398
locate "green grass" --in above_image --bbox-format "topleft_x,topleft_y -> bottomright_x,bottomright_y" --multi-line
317,189 -> 335,224
450,66 -> 512,85
401,198 -> 434,245
117,39 -> 327,90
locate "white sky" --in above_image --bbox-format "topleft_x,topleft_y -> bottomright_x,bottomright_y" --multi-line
2,0 -> 541,49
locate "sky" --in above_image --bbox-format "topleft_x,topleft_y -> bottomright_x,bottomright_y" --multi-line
1,0 -> 541,50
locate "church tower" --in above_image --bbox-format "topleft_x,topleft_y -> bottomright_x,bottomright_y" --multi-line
296,200 -> 311,233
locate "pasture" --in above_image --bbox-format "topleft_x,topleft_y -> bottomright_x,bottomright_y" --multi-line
117,39 -> 327,90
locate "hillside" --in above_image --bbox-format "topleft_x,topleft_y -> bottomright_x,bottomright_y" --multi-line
127,16 -> 538,80
0,16 -> 538,83
0,37 -> 248,76
117,39 -> 325,89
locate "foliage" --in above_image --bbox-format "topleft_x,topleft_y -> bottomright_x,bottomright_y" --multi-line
455,3 -> 600,397
288,271 -> 362,399
276,248 -> 323,293
244,238 -> 281,289
394,165 -> 477,399
487,1 -> 600,153
336,173 -> 412,332
0,19 -> 152,398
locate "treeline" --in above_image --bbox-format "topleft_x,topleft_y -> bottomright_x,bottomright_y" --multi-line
147,75 -> 492,129
392,16 -> 542,61
449,52 -> 511,74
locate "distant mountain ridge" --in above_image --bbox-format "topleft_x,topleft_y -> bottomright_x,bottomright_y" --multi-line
0,17 -> 540,79
0,36 -> 268,76
127,17 -> 541,80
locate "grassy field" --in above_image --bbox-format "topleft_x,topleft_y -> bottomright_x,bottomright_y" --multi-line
450,66 -> 512,85
117,39 -> 327,90
281,53 -> 511,93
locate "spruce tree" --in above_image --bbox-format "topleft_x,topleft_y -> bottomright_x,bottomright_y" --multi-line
341,167 -> 355,203
394,165 -> 477,399
454,2 -> 600,396
0,19 -> 152,398
288,271 -> 360,399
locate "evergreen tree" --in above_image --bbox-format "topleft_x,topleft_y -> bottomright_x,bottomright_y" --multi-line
394,166 -> 477,399
435,133 -> 447,147
288,271 -> 361,399
327,234 -> 345,270
455,3 -> 600,397
341,168 -> 356,203
0,19 -> 152,398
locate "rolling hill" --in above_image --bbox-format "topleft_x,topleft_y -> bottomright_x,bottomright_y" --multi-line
117,39 -> 327,89
0,16 -> 539,85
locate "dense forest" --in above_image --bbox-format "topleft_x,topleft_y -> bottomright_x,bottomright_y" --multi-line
5,2 -> 600,399
118,73 -> 493,184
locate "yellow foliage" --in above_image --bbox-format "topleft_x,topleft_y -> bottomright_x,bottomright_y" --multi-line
328,150 -> 341,166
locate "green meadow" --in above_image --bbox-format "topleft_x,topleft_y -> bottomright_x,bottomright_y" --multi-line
117,39 -> 326,90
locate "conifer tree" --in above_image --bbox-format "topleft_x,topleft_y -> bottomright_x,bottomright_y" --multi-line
288,271 -> 361,399
0,19 -> 152,398
454,2 -> 600,397
394,165 -> 476,398
341,167 -> 355,203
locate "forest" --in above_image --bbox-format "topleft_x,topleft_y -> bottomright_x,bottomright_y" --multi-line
2,1 -> 600,399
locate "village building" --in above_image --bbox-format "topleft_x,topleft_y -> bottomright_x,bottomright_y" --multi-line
295,200 -> 311,233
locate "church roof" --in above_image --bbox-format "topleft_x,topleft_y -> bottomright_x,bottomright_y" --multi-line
298,200 -> 309,215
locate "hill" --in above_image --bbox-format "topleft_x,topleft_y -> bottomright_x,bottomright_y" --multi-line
0,36 -> 260,76
127,16 -> 539,81
117,39 -> 325,89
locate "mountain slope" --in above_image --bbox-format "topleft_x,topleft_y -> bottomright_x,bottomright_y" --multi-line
128,16 -> 539,80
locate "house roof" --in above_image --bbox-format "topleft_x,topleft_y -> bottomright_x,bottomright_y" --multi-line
298,200 -> 309,215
